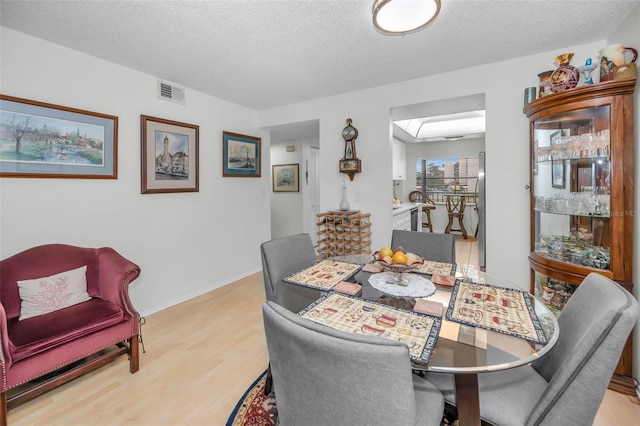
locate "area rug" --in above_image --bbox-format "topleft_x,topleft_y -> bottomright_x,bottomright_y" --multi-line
227,370 -> 458,425
226,370 -> 277,425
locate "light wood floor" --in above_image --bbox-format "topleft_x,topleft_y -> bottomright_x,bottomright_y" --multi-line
8,252 -> 640,425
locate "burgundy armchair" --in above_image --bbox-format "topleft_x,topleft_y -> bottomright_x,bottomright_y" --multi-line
0,244 -> 141,425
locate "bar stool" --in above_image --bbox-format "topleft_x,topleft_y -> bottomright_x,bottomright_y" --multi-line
408,190 -> 436,232
445,195 -> 467,239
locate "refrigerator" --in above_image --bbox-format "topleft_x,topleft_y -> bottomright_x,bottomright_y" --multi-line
478,151 -> 486,271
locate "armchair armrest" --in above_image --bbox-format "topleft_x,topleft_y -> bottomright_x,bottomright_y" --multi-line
95,247 -> 141,326
0,303 -> 12,370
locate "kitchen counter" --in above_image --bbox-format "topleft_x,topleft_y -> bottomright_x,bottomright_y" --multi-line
392,202 -> 421,215
392,203 -> 421,231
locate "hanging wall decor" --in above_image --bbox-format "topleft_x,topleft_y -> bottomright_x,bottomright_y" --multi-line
0,94 -> 118,179
339,118 -> 361,181
141,115 -> 199,193
222,131 -> 261,177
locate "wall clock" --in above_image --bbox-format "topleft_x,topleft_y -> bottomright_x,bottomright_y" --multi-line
340,118 -> 361,181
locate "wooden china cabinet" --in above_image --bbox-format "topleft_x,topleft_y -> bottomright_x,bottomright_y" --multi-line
524,77 -> 637,395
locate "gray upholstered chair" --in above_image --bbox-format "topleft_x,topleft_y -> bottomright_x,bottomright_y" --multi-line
391,229 -> 456,263
425,273 -> 640,426
262,301 -> 445,425
260,233 -> 322,313
260,233 -> 322,395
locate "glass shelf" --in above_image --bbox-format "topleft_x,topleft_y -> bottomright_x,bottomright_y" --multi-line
534,208 -> 609,218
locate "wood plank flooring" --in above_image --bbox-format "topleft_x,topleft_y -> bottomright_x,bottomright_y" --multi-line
7,248 -> 640,424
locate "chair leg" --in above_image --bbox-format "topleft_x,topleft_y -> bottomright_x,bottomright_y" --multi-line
424,210 -> 433,232
0,391 -> 6,426
445,215 -> 454,234
264,364 -> 273,395
129,335 -> 140,373
458,218 -> 468,239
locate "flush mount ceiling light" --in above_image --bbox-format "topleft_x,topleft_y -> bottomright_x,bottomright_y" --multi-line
372,0 -> 441,35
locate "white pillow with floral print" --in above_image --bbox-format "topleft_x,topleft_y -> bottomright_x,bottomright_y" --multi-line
18,265 -> 90,320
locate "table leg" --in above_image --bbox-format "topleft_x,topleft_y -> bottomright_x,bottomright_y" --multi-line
454,373 -> 481,426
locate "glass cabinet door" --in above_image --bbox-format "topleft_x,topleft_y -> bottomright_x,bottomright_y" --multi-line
532,105 -> 611,273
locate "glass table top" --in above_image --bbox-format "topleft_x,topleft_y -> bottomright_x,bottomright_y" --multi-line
350,262 -> 559,373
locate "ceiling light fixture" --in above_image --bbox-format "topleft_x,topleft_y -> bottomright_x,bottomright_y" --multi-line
372,0 -> 441,35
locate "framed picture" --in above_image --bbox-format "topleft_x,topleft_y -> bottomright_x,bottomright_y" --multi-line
339,158 -> 361,173
223,131 -> 261,177
552,159 -> 565,189
272,163 -> 299,192
0,94 -> 117,178
141,115 -> 199,194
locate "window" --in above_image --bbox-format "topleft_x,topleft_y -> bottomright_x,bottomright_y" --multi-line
416,156 -> 478,203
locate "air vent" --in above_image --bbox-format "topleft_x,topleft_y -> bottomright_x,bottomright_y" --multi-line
158,80 -> 185,104
444,135 -> 464,140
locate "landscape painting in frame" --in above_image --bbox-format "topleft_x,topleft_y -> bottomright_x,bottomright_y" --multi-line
223,131 -> 261,177
273,163 -> 299,192
0,95 -> 117,178
141,115 -> 199,194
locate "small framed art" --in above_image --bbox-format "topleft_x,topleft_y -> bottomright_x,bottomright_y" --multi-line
272,163 -> 299,192
0,94 -> 117,178
223,131 -> 261,177
141,115 -> 199,194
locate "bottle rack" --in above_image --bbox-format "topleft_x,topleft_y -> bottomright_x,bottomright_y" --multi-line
316,211 -> 372,259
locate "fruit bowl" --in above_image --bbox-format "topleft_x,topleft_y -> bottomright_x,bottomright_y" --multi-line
372,251 -> 424,274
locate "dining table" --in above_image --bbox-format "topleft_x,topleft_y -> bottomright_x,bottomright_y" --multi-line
287,254 -> 560,426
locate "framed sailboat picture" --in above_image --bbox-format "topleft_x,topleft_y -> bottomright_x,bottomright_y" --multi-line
222,131 -> 261,177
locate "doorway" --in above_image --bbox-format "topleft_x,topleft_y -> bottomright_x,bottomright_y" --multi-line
390,94 -> 486,270
266,120 -> 320,241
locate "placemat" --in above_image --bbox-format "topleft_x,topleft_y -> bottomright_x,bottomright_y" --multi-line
285,260 -> 362,291
299,292 -> 441,364
369,272 -> 436,298
413,260 -> 457,277
446,281 -> 548,344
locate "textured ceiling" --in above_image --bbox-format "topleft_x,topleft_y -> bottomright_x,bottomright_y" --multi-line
1,0 -> 639,111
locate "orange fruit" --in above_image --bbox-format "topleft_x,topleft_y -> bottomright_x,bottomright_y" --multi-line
379,247 -> 393,259
391,251 -> 408,265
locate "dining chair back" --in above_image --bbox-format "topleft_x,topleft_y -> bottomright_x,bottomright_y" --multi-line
260,233 -> 320,313
391,229 -> 455,264
525,273 -> 639,424
425,272 -> 639,425
445,195 -> 467,239
262,301 -> 445,425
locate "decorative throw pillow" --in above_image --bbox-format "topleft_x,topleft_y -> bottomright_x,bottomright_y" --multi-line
18,265 -> 91,321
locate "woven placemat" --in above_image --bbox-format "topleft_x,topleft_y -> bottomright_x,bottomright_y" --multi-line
446,281 -> 547,344
299,292 -> 441,364
413,260 -> 457,277
285,260 -> 362,291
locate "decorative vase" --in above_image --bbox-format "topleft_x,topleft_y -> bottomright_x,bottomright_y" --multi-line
537,70 -> 554,97
577,58 -> 598,85
339,180 -> 350,211
550,53 -> 579,93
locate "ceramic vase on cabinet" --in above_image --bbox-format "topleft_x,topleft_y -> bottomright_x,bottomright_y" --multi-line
550,53 -> 579,93
537,70 -> 554,97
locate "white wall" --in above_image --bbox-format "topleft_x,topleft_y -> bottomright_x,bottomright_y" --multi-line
0,28 -> 271,316
2,15 -> 639,382
259,40 -> 607,290
260,36 -> 640,379
609,4 -> 640,386
270,141 -> 304,238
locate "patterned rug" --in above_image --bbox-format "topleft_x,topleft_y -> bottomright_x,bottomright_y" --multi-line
227,370 -> 459,425
226,370 -> 277,426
